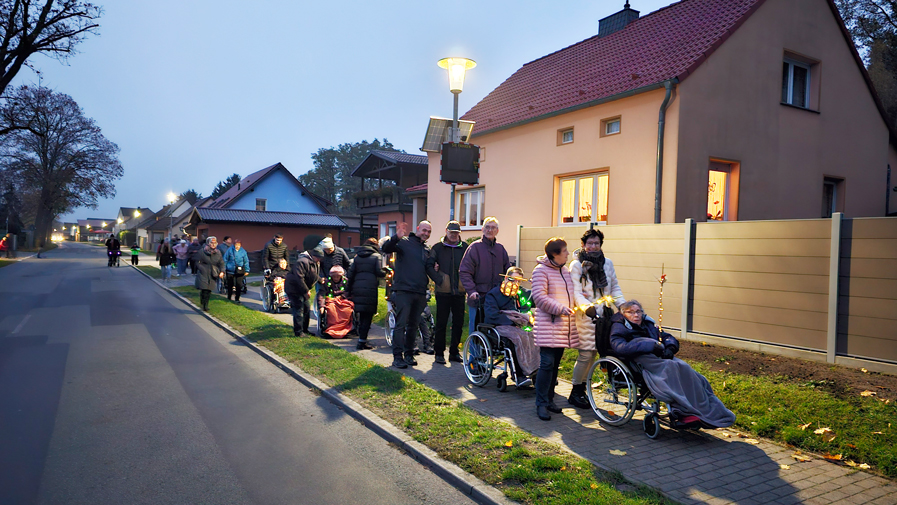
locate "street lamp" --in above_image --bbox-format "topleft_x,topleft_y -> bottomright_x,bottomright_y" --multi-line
437,57 -> 476,221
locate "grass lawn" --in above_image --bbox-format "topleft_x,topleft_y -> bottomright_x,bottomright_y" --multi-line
0,259 -> 14,268
171,285 -> 669,505
136,265 -> 163,279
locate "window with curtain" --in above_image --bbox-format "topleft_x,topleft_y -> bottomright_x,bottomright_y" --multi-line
457,188 -> 485,228
557,173 -> 608,225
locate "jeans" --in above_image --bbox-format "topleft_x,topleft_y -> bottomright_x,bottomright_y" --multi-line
161,264 -> 171,279
535,347 -> 566,407
392,291 -> 427,358
177,258 -> 187,275
226,273 -> 244,301
435,294 -> 465,357
289,294 -> 310,335
356,311 -> 375,342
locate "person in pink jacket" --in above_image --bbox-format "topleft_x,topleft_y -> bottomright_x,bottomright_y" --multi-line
531,237 -> 579,421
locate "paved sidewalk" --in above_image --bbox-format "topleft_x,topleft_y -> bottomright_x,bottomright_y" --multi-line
148,267 -> 897,505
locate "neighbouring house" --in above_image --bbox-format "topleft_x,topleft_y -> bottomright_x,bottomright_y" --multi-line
77,218 -> 116,242
188,162 -> 353,251
113,207 -> 152,245
351,150 -> 429,240
139,196 -> 199,249
425,0 -> 897,258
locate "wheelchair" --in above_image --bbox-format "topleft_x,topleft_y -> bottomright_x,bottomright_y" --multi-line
462,302 -> 536,392
585,316 -> 698,439
383,291 -> 435,352
260,274 -> 291,313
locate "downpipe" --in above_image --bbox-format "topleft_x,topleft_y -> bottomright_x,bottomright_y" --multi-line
654,80 -> 675,224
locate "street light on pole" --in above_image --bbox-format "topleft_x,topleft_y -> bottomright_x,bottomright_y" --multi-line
437,57 -> 476,221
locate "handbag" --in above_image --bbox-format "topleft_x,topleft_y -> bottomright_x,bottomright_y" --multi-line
235,266 -> 245,277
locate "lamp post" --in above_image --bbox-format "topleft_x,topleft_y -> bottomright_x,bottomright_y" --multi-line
167,192 -> 177,240
437,57 -> 476,221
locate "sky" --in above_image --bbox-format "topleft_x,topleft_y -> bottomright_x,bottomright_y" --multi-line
12,0 -> 675,222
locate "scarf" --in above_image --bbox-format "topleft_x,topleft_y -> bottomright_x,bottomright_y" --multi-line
578,249 -> 607,295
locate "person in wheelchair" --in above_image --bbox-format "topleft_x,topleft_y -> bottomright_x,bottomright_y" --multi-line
268,258 -> 291,309
316,265 -> 355,338
609,300 -> 735,429
483,267 -> 539,387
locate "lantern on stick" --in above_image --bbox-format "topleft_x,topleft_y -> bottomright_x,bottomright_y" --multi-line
656,264 -> 667,332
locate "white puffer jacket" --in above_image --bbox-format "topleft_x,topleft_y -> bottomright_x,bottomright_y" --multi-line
569,254 -> 625,351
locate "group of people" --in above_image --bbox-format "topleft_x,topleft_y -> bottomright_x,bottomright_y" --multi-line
376,218 -> 733,428
103,234 -> 141,266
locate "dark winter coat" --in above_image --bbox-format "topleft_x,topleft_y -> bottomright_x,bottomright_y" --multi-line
608,312 -> 679,359
159,243 -> 175,267
381,233 -> 430,294
320,246 -> 351,280
195,246 -> 225,291
484,285 -> 520,326
262,238 -> 289,270
427,237 -> 468,295
346,245 -> 386,313
459,237 -> 511,300
285,252 -> 319,300
317,276 -> 348,301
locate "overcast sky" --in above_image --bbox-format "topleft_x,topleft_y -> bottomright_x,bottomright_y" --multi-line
13,0 -> 674,222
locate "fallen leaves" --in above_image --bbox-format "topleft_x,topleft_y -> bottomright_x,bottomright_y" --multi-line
504,440 -> 513,447
609,449 -> 627,456
813,427 -> 831,435
792,452 -> 812,462
861,368 -> 869,373
799,423 -> 812,430
590,483 -> 599,490
823,453 -> 843,461
780,464 -> 791,470
813,427 -> 837,442
860,390 -> 877,397
743,438 -> 760,445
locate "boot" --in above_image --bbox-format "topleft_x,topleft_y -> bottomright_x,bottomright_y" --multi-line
568,383 -> 590,409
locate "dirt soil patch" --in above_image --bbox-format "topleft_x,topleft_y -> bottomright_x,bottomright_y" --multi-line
678,340 -> 897,402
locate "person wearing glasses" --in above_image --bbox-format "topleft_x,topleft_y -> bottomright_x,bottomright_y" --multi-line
610,300 -> 735,428
459,217 -> 511,335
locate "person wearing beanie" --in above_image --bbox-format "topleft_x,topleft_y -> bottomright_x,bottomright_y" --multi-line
285,247 -> 323,336
317,235 -> 350,284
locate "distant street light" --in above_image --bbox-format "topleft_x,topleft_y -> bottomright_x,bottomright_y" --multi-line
437,56 -> 476,221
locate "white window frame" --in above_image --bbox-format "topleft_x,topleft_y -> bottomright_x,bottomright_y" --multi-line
605,118 -> 621,135
556,173 -> 608,226
255,198 -> 267,211
782,59 -> 811,108
561,129 -> 574,144
457,188 -> 485,230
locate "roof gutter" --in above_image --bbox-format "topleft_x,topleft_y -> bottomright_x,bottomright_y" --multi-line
655,79 -> 677,224
468,80 -> 674,140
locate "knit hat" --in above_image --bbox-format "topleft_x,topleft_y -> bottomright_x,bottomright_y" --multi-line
319,237 -> 335,251
308,247 -> 325,258
329,265 -> 345,277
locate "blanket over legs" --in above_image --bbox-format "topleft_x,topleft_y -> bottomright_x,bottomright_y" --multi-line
323,297 -> 355,338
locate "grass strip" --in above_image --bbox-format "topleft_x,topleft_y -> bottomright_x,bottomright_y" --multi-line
0,259 -> 14,268
558,350 -> 897,477
171,286 -> 670,505
136,265 -> 163,279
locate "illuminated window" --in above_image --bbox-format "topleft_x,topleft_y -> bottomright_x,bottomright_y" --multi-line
707,160 -> 740,221
557,173 -> 608,225
255,198 -> 267,211
457,188 -> 485,229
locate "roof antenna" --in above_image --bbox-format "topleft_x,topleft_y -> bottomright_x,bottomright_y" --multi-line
625,1 -> 630,7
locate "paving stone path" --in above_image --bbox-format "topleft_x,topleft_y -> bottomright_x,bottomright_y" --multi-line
151,269 -> 897,505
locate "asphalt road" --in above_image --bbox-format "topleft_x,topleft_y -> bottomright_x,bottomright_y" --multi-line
0,241 -> 476,505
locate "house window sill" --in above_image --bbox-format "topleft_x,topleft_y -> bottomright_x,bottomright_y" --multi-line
557,221 -> 607,226
460,226 -> 482,231
780,102 -> 820,114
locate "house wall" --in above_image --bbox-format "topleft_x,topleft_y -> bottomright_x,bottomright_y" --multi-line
192,224 -> 346,254
676,0 -> 891,222
229,169 -> 324,214
428,87 -> 681,256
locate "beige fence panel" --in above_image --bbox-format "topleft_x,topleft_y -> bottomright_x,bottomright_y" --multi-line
839,217 -> 897,362
691,219 -> 831,351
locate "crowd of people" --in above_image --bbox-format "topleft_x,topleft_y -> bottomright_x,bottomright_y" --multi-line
124,219 -> 732,428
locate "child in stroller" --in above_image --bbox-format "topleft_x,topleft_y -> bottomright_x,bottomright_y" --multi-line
316,265 -> 355,338
479,267 -> 539,389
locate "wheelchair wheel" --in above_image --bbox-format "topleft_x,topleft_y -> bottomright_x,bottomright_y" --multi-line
261,284 -> 274,313
587,357 -> 638,426
384,310 -> 396,346
496,372 -> 508,392
644,413 -> 661,439
462,331 -> 493,387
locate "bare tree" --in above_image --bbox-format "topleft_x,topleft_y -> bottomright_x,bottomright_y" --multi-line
0,1 -> 101,95
0,85 -> 122,246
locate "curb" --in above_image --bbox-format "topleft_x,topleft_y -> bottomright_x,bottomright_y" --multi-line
129,264 -> 515,505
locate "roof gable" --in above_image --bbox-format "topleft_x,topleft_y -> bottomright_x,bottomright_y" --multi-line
207,163 -> 331,212
463,0 -> 766,136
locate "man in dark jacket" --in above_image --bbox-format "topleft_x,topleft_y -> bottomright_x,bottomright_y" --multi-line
459,217 -> 511,335
426,220 -> 468,364
381,221 -> 431,368
285,247 -> 323,336
347,238 -> 386,350
263,233 -> 289,271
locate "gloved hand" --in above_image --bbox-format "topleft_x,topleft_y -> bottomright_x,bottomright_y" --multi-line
651,342 -> 665,357
662,348 -> 676,360
585,306 -> 597,319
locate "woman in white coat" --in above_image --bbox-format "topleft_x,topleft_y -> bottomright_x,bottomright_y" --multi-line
567,228 -> 626,409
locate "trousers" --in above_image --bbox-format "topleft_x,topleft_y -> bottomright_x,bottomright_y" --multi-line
434,294 -> 465,356
391,291 -> 426,358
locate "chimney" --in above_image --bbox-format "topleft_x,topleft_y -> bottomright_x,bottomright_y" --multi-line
599,1 -> 639,38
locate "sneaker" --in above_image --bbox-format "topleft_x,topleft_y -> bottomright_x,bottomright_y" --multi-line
356,342 -> 373,350
546,402 -> 563,414
448,354 -> 463,363
392,357 -> 408,369
434,355 -> 446,365
516,377 -> 533,388
404,355 -> 418,367
422,349 -> 435,355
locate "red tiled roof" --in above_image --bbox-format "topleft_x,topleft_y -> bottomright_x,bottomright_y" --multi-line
405,183 -> 428,194
462,0 -> 765,136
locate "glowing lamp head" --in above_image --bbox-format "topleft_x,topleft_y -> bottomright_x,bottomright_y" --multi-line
102,222 -> 107,227
117,218 -> 123,224
437,57 -> 476,93
167,192 -> 177,204
134,210 -> 141,217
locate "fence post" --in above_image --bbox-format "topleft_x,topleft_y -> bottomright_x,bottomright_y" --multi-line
827,212 -> 843,363
681,219 -> 694,339
516,224 -> 523,267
